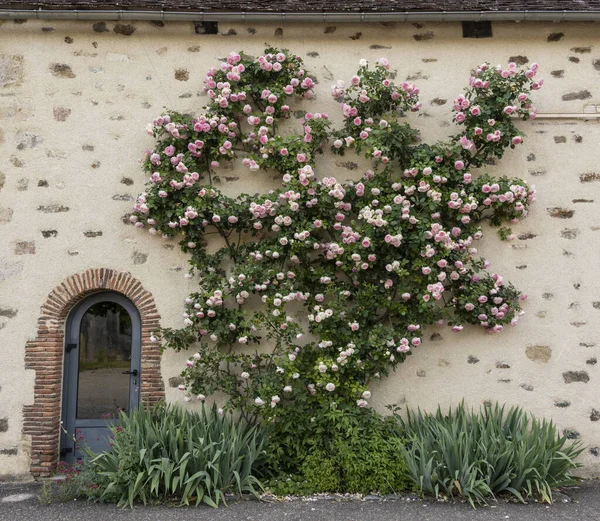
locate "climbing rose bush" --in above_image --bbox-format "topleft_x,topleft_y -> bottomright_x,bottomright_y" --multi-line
130,49 -> 539,419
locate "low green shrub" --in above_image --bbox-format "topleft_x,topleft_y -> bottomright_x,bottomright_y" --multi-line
38,460 -> 110,504
84,403 -> 265,507
400,402 -> 583,505
264,404 -> 410,495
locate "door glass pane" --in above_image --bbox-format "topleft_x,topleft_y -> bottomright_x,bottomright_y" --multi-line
77,301 -> 132,419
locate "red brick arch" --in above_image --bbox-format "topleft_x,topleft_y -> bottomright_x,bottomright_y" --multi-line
23,268 -> 164,478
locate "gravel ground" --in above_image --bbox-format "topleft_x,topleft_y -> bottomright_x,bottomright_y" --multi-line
1,480 -> 599,521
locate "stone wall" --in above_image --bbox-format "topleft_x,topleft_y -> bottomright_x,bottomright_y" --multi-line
0,18 -> 599,479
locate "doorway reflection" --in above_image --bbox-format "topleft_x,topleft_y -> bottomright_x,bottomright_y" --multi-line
77,301 -> 132,419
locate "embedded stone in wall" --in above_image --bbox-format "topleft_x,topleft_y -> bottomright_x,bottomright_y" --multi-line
49,63 -> 75,78
83,231 -> 102,238
587,358 -> 597,365
0,448 -> 17,455
17,178 -> 28,191
508,55 -> 529,65
467,355 -> 479,364
92,22 -> 108,32
112,194 -> 134,201
561,228 -> 579,239
413,32 -> 434,41
430,98 -> 447,106
0,54 -> 24,88
591,409 -> 600,422
562,90 -> 592,101
37,179 -> 48,187
132,251 -> 148,265
518,232 -> 536,240
495,362 -> 510,369
0,207 -> 13,224
114,24 -> 136,36
0,418 -> 7,432
174,69 -> 189,81
563,371 -> 590,384
335,161 -> 359,170
526,345 -> 552,363
37,204 -> 69,213
11,156 -> 24,167
554,400 -> 571,408
554,136 -> 567,143
14,241 -> 35,255
571,47 -> 591,53
547,32 -> 564,42
520,384 -> 534,391
169,376 -> 184,387
580,173 -> 600,183
53,107 -> 71,121
16,131 -> 42,150
0,308 -> 17,318
594,59 -> 600,71
547,207 -> 574,218
41,230 -> 57,238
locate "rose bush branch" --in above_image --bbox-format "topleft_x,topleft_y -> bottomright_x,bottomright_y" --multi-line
130,49 -> 540,420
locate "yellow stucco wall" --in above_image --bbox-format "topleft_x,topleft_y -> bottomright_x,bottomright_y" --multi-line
1,18 -> 599,479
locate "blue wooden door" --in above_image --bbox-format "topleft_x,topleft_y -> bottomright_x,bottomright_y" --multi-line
60,292 -> 141,463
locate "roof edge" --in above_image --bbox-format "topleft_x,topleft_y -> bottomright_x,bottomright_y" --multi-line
1,9 -> 600,22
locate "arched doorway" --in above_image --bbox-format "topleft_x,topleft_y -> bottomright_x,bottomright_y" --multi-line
23,268 -> 164,478
60,293 -> 142,463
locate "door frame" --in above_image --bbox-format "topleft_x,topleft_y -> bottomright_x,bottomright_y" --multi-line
60,291 -> 142,463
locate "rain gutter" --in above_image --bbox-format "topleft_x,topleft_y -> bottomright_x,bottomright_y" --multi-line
0,9 -> 600,22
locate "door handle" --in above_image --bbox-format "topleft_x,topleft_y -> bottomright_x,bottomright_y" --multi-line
122,369 -> 138,376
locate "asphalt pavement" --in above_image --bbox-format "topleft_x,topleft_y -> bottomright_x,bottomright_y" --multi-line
1,480 -> 599,521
